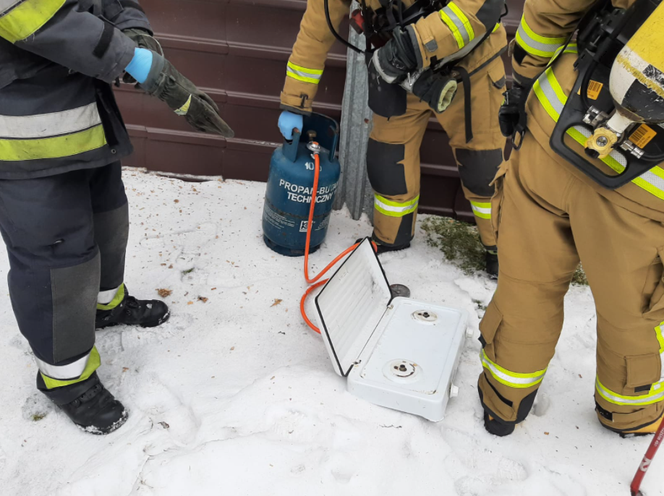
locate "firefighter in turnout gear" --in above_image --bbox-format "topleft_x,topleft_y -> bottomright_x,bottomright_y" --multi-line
0,0 -> 233,434
478,0 -> 664,437
278,0 -> 508,276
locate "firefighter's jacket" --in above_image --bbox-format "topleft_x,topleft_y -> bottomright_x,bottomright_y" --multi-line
512,0 -> 664,221
280,0 -> 508,113
0,0 -> 151,179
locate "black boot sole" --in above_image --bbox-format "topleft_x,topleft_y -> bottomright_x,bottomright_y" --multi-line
96,309 -> 171,330
75,409 -> 128,435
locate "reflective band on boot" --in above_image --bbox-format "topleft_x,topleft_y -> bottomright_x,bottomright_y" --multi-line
374,194 -> 419,217
481,349 -> 547,389
596,378 -> 664,407
0,0 -> 65,43
286,61 -> 323,85
97,284 -> 126,311
36,347 -> 101,389
534,65 -> 664,201
470,200 -> 491,220
439,2 -> 475,50
515,16 -> 566,58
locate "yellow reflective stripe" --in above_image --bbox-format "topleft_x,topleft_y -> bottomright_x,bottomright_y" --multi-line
286,61 -> 323,85
440,11 -> 465,49
516,16 -> 566,58
481,350 -> 546,389
174,95 -> 192,116
596,378 -> 664,407
0,125 -> 107,162
97,284 -> 125,311
374,194 -> 419,217
440,2 -> 474,50
533,79 -> 560,121
492,22 -> 501,33
0,0 -> 65,43
470,201 -> 491,220
40,347 -> 101,389
553,43 -> 579,59
447,2 -> 475,42
656,323 -> 664,354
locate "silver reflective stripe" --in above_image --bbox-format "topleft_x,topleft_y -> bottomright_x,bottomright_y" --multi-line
0,0 -> 20,15
97,285 -> 122,305
286,62 -> 323,84
471,204 -> 491,215
287,67 -> 321,81
441,5 -> 472,47
0,103 -> 102,139
596,379 -> 664,406
481,350 -> 546,387
516,18 -> 565,57
35,351 -> 92,380
641,169 -> 664,191
537,71 -> 564,116
374,195 -> 419,214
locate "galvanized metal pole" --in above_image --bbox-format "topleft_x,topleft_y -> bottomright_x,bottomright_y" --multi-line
335,11 -> 374,221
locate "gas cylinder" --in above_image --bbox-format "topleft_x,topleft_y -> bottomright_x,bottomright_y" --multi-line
262,112 -> 340,257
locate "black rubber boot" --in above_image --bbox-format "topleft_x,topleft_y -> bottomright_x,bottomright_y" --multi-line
484,412 -> 515,437
354,237 -> 410,255
485,247 -> 498,279
38,372 -> 128,434
96,286 -> 170,329
376,242 -> 411,255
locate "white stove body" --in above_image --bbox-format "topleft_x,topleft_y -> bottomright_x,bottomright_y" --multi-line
315,239 -> 468,421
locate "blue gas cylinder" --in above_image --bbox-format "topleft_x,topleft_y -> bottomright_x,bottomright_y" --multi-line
262,113 -> 340,257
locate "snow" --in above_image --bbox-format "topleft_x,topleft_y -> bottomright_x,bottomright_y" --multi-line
0,170 -> 662,496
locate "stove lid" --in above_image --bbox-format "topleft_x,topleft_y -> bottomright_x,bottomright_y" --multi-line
315,238 -> 392,377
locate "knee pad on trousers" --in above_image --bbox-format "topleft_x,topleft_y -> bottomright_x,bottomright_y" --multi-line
367,139 -> 408,196
456,148 -> 503,197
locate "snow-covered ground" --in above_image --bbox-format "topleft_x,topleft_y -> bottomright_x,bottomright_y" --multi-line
0,170 -> 661,496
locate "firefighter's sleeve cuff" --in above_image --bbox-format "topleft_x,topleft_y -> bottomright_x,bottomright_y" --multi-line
280,77 -> 317,114
511,40 -> 550,83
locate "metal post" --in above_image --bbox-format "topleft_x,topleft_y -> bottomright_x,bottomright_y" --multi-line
335,9 -> 374,221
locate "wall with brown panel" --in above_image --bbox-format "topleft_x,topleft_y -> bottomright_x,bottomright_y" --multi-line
117,0 -> 523,221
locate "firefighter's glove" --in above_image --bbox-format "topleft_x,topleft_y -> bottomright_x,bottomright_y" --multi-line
371,26 -> 420,84
123,28 -> 162,53
138,51 -> 234,137
499,83 -> 529,147
406,69 -> 458,114
278,111 -> 303,141
122,29 -> 162,84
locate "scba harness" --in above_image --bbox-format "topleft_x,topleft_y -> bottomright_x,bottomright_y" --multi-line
328,0 -> 506,142
549,0 -> 664,189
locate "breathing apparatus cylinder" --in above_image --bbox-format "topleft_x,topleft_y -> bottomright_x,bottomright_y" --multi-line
262,113 -> 341,257
610,3 -> 664,121
586,2 -> 664,158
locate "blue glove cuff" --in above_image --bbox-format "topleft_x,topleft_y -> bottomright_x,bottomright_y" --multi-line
125,47 -> 154,84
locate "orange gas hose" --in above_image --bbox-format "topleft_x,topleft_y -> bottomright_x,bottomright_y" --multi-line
300,148 -> 374,334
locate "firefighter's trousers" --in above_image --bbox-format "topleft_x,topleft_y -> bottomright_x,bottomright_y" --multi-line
367,57 -> 507,249
0,163 -> 128,392
478,134 -> 664,433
